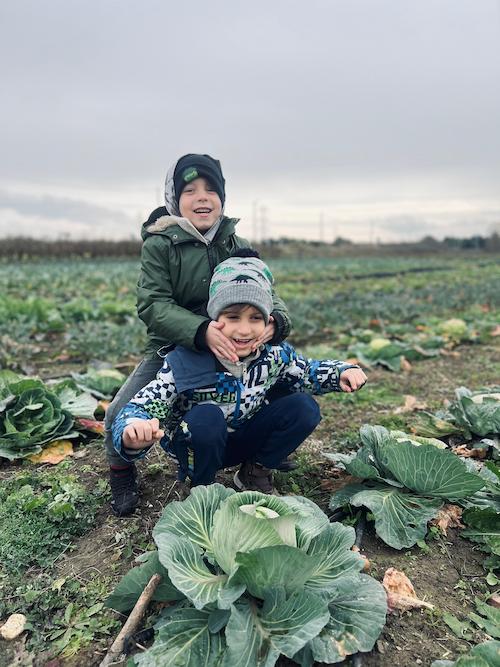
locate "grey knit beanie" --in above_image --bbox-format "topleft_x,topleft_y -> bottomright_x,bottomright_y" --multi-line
207,254 -> 274,323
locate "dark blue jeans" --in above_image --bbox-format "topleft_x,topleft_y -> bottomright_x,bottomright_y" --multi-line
172,393 -> 321,485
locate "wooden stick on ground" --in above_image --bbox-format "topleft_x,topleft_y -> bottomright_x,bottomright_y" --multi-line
99,573 -> 162,667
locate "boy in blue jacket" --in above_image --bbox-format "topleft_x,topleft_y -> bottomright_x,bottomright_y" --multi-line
112,251 -> 366,499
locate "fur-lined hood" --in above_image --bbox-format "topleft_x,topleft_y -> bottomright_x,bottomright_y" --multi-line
140,206 -> 239,244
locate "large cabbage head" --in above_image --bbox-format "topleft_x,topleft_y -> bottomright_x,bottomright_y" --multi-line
108,484 -> 387,667
0,377 -> 75,460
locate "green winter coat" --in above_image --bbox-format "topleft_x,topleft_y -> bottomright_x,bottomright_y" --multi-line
137,208 -> 291,357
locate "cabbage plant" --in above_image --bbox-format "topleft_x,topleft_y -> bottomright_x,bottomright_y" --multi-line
71,367 -> 126,399
0,374 -> 78,460
106,485 -> 387,666
413,386 -> 500,440
327,425 -> 485,549
348,337 -> 440,372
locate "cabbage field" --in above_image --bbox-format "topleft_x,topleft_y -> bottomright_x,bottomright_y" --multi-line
0,253 -> 499,667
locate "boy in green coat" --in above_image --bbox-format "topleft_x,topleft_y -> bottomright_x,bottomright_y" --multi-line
106,154 -> 291,515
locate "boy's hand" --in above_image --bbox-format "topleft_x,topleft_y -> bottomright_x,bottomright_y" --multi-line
122,418 -> 165,449
206,321 -> 239,362
339,367 -> 367,393
251,316 -> 275,351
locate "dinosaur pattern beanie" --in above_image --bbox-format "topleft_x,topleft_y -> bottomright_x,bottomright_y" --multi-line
207,254 -> 274,324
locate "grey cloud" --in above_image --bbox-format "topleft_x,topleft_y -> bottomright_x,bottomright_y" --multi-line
0,189 -> 134,226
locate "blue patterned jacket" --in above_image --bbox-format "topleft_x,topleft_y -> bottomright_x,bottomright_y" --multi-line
112,342 -> 358,465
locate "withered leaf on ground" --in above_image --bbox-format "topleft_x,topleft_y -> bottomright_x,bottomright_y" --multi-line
453,444 -> 488,459
75,418 -> 105,436
382,567 -> 434,612
430,504 -> 464,536
394,395 -> 428,414
28,440 -> 74,465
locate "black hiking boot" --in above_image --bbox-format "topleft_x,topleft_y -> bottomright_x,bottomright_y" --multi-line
109,465 -> 139,516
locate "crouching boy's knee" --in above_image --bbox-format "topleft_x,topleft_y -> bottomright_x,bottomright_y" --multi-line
300,394 -> 322,431
285,393 -> 321,432
184,404 -> 227,445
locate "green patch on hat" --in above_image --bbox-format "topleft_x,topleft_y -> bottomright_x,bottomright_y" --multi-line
182,167 -> 199,183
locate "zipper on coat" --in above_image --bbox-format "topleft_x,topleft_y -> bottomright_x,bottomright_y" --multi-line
231,380 -> 244,427
206,243 -> 216,272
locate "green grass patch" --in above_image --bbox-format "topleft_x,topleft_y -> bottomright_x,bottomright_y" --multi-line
274,450 -> 325,502
0,462 -> 118,657
0,462 -> 106,575
325,382 -> 402,407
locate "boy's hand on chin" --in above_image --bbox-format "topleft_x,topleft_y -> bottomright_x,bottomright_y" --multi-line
123,418 -> 165,449
339,367 -> 367,393
206,321 -> 239,362
251,316 -> 275,351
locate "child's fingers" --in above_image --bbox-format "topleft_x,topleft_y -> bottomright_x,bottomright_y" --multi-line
339,379 -> 353,392
251,320 -> 275,350
123,424 -> 148,448
149,418 -> 165,439
211,320 -> 225,330
340,369 -> 367,392
208,334 -> 239,361
206,323 -> 238,361
123,419 -> 163,448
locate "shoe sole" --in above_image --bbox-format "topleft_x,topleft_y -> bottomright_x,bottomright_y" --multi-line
233,470 -> 245,490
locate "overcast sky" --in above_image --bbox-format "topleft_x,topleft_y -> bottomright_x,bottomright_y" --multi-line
1,0 -> 499,242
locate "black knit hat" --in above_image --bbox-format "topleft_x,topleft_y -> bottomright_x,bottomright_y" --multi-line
173,154 -> 225,207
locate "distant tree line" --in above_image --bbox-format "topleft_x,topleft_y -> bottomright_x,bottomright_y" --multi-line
0,237 -> 142,259
0,233 -> 499,259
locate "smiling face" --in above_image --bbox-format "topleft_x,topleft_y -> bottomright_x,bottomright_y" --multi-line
217,304 -> 267,358
178,176 -> 222,231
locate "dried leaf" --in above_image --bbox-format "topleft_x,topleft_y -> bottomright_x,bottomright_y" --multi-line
394,395 -> 428,414
453,444 -> 488,459
0,613 -> 27,640
400,357 -> 412,372
430,504 -> 464,536
28,440 -> 73,465
491,325 -> 500,337
440,349 -> 461,357
382,567 -> 434,612
76,418 -> 105,435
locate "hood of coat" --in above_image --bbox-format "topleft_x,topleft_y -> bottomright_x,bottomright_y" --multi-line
140,207 -> 239,243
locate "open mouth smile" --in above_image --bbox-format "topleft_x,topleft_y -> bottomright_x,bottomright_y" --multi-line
194,208 -> 212,214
